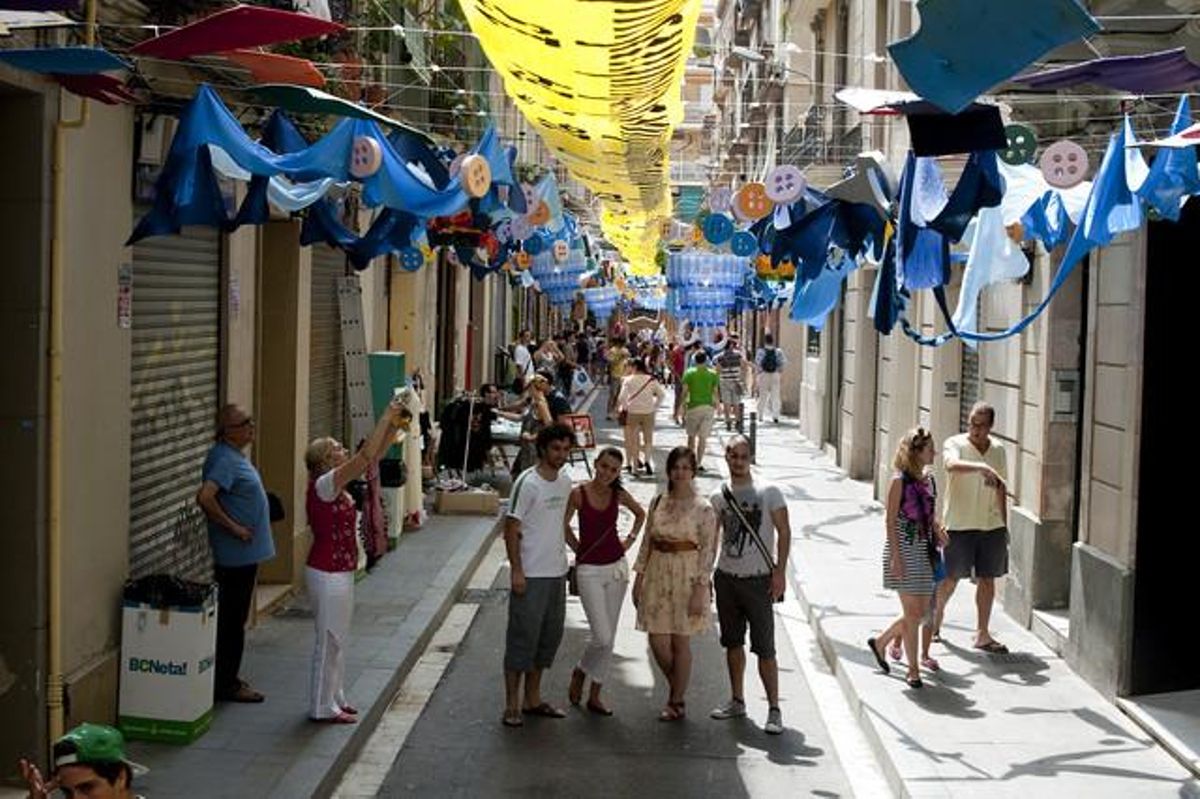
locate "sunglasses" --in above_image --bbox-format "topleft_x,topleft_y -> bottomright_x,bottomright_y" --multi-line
229,417 -> 255,429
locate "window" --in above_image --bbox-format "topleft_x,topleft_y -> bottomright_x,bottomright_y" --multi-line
806,326 -> 821,357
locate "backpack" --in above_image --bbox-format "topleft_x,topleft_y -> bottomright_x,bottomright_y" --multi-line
761,347 -> 779,373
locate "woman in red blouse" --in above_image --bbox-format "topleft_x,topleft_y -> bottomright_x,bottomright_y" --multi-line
303,397 -> 404,723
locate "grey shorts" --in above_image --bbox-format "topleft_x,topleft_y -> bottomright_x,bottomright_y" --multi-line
504,576 -> 566,672
944,528 -> 1009,580
714,570 -> 776,659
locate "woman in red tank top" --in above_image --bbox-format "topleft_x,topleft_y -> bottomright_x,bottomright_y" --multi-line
302,397 -> 404,723
563,447 -> 646,715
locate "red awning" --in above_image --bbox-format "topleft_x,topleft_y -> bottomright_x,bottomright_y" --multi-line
130,5 -> 343,61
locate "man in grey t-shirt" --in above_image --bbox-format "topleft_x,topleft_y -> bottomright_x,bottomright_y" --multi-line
708,436 -> 791,734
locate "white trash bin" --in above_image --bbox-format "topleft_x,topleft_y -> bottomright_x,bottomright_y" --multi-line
118,583 -> 217,744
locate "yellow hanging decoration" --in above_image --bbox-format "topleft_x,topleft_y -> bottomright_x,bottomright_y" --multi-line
458,0 -> 702,276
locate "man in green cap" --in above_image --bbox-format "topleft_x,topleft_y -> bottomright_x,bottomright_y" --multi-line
17,723 -> 145,798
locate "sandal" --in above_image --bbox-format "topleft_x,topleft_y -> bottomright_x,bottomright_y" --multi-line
974,640 -> 1009,654
522,702 -> 567,718
920,657 -> 940,672
906,676 -> 923,689
502,710 -> 524,728
568,668 -> 585,706
867,637 -> 890,675
658,702 -> 685,722
586,699 -> 613,717
339,705 -> 359,715
311,711 -> 357,724
221,683 -> 265,703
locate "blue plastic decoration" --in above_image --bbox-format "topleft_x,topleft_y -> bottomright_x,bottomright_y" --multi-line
888,0 -> 1100,114
703,213 -> 735,245
398,247 -> 425,271
523,235 -> 545,255
730,230 -> 757,256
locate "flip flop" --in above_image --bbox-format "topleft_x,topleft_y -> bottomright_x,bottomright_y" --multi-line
867,637 -> 890,674
221,684 -> 265,703
658,702 -> 685,722
311,711 -> 356,724
975,640 -> 1009,654
921,657 -> 941,672
586,700 -> 614,717
502,710 -> 524,728
522,702 -> 567,718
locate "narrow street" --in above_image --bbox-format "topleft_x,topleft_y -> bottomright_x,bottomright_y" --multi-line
369,395 -> 868,798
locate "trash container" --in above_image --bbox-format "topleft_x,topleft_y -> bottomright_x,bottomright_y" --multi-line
118,575 -> 217,744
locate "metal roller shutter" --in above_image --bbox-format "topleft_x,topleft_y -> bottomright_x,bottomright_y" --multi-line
128,226 -> 222,580
309,245 -> 347,443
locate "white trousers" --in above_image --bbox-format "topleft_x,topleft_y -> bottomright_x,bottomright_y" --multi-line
575,561 -> 629,684
758,372 -> 782,420
306,567 -> 354,719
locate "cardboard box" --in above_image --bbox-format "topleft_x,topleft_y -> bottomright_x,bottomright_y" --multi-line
434,487 -> 500,516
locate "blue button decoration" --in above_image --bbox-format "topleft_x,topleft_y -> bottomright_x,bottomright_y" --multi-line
730,230 -> 757,256
398,247 -> 424,272
703,213 -> 734,245
523,235 -> 545,255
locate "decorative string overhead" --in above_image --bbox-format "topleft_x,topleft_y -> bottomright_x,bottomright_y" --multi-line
458,0 -> 702,275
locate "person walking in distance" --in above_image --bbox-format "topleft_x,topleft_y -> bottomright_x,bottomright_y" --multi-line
563,447 -> 646,715
680,351 -> 721,471
632,446 -> 718,721
196,405 -> 275,703
934,402 -> 1010,652
867,428 -> 947,688
709,436 -> 792,734
715,335 -> 750,431
502,424 -> 576,727
754,333 -> 786,424
617,359 -> 665,476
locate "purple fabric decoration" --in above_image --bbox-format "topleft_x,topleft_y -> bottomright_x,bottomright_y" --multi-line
1014,48 -> 1200,93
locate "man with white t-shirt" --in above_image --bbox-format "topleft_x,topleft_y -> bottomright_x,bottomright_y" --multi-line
501,423 -> 575,728
709,436 -> 792,735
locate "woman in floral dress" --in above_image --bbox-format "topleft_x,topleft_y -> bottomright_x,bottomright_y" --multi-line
632,446 -> 718,721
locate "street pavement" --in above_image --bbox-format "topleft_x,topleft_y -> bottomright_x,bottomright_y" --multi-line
377,387 -> 1199,799
378,399 -> 858,798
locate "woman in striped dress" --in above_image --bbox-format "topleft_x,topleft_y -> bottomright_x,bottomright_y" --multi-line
867,428 -> 947,688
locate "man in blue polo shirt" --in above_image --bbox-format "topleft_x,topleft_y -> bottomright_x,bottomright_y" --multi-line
196,404 -> 275,703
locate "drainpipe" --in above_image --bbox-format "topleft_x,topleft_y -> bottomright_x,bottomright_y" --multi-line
47,0 -> 95,747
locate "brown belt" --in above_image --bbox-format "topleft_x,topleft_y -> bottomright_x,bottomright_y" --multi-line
652,538 -> 699,553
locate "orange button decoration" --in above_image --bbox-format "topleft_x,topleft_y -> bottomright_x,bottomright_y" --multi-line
460,154 -> 493,198
527,200 -> 551,226
733,182 -> 775,223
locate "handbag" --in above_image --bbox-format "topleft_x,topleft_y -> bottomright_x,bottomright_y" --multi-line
720,483 -> 783,603
617,375 -> 655,427
567,488 -> 621,596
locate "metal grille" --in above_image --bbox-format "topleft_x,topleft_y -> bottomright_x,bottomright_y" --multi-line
309,245 -> 347,443
128,226 -> 221,580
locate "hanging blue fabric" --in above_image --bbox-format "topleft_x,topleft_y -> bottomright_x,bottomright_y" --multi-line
1137,95 -> 1200,221
888,0 -> 1100,114
928,150 -> 1003,242
896,152 -> 950,291
903,117 -> 1145,345
872,237 -> 903,334
301,201 -> 422,269
791,255 -> 857,328
1020,194 -> 1072,249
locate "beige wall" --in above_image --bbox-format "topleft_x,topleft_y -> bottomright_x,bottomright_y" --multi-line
388,265 -> 438,407
839,267 -> 877,479
58,98 -> 135,711
222,214 -> 258,412
1079,232 -> 1145,566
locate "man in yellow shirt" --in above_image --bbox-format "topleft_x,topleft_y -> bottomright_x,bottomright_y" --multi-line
935,402 -> 1010,653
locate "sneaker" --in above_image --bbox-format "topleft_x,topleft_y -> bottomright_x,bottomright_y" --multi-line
710,698 -> 746,720
764,706 -> 783,735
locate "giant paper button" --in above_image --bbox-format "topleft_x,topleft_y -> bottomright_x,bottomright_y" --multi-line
733,182 -> 775,222
1039,140 -> 1088,189
730,230 -> 757,257
764,165 -> 806,204
709,186 -> 733,213
523,235 -> 545,255
398,246 -> 424,272
460,154 -> 492,198
349,135 -> 383,178
1001,124 -> 1038,166
703,213 -> 734,245
522,184 -> 538,210
553,239 -> 569,262
527,200 -> 551,226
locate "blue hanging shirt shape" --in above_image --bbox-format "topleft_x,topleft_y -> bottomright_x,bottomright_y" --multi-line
888,0 -> 1101,114
1136,95 -> 1200,221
